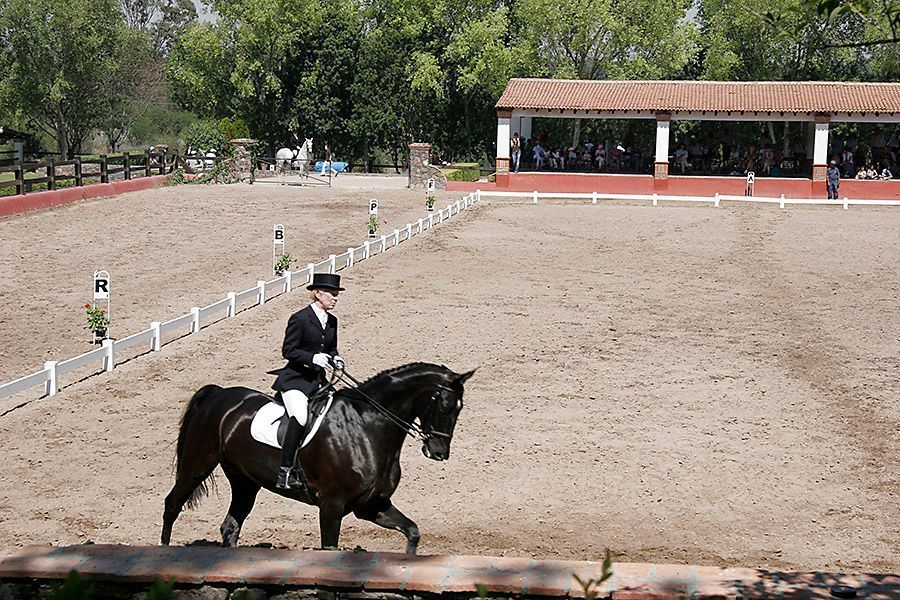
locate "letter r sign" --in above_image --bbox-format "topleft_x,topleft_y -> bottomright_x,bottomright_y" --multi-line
93,271 -> 110,300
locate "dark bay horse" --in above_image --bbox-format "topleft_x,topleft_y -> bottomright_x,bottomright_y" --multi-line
161,362 -> 474,553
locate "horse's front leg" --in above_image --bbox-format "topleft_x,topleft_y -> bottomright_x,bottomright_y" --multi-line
356,502 -> 420,554
318,504 -> 344,550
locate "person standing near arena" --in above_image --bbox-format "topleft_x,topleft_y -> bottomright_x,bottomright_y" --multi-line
269,273 -> 345,490
827,160 -> 841,200
510,132 -> 522,173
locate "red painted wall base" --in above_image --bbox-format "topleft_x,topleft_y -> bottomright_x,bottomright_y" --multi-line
0,175 -> 171,218
449,173 -> 900,200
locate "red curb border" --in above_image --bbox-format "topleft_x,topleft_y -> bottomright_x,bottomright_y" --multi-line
1,545 -> 897,599
0,175 -> 170,218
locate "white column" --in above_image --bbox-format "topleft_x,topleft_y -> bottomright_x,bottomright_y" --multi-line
655,119 -> 670,163
496,117 -> 511,161
813,121 -> 829,165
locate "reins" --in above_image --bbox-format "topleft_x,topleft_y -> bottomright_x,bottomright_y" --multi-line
330,368 -> 452,442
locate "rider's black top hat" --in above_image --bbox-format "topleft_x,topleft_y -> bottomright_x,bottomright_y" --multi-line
307,273 -> 345,292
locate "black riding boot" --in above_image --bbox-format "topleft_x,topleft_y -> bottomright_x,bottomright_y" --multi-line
276,417 -> 307,490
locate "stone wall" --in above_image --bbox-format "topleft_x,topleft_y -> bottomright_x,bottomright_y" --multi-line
408,143 -> 446,190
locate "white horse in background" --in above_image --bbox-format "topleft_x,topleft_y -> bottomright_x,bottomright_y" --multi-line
275,137 -> 313,176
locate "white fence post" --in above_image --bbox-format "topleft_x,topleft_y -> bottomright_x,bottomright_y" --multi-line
406,223 -> 412,239
257,280 -> 266,305
284,270 -> 292,293
428,214 -> 434,228
533,190 -> 538,204
592,191 -> 597,205
226,293 -> 236,318
652,193 -> 658,206
151,321 -> 161,351
455,200 -> 461,213
190,307 -> 200,333
393,229 -> 400,246
328,254 -> 336,273
364,241 -> 371,259
476,189 -> 481,203
380,235 -> 387,252
44,361 -> 57,396
417,218 -> 423,234
348,247 -> 355,267
779,194 -> 785,209
714,193 -> 720,207
307,264 -> 315,284
843,196 -> 849,210
102,338 -> 115,372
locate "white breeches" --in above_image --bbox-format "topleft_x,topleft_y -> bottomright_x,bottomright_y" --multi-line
282,389 -> 309,425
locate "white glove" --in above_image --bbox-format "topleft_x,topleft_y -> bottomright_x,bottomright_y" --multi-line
312,353 -> 329,368
331,355 -> 345,370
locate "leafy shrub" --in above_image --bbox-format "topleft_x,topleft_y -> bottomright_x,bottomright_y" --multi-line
444,168 -> 480,182
181,120 -> 227,154
219,117 -> 250,141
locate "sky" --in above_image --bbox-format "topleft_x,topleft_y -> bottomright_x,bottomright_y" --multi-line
192,0 -> 215,23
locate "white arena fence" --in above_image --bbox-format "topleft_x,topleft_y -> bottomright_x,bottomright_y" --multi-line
478,190 -> 900,209
0,194 -> 480,402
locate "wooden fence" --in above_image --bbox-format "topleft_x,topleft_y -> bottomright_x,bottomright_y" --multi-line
0,151 -> 229,195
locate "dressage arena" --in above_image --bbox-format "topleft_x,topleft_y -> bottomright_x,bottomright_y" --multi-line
0,177 -> 898,576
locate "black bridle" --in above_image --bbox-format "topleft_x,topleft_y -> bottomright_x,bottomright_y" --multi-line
331,368 -> 456,442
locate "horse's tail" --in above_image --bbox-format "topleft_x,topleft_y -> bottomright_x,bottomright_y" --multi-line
175,384 -> 223,509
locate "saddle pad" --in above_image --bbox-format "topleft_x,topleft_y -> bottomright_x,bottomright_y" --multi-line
249,395 -> 334,450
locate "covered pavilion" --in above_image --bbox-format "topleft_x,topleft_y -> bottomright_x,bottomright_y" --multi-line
487,79 -> 900,198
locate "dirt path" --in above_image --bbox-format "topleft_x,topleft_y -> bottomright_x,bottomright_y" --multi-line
0,183 -> 897,574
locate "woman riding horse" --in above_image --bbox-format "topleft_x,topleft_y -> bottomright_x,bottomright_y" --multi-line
269,272 -> 345,490
160,362 -> 474,552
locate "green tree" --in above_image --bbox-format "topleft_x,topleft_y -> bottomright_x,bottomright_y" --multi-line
120,0 -> 198,56
167,0 -> 361,155
0,0 -> 137,157
514,0 -> 697,146
699,0 -> 869,81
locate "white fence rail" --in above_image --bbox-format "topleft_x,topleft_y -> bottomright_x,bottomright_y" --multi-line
0,192 -> 481,401
477,190 -> 900,209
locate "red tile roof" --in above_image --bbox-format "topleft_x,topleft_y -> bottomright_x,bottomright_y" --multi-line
496,79 -> 900,115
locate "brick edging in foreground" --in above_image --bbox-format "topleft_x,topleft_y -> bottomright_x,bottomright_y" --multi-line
0,175 -> 171,218
1,545 -> 897,598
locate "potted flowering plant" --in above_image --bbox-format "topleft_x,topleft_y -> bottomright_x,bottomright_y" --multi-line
274,253 -> 293,276
85,303 -> 109,341
425,195 -> 436,211
367,215 -> 379,237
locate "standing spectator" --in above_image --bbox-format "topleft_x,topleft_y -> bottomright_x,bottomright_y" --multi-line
827,160 -> 840,200
510,132 -> 522,173
595,145 -> 606,170
322,143 -> 333,175
675,143 -> 691,173
841,146 -> 854,178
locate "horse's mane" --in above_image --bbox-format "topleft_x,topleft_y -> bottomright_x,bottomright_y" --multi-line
339,362 -> 446,401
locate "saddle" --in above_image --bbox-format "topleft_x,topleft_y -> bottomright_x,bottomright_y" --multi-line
250,387 -> 335,449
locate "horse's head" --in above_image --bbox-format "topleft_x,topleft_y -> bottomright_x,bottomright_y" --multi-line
419,368 -> 476,461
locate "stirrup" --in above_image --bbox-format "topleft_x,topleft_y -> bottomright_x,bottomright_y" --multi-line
276,466 -> 307,490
